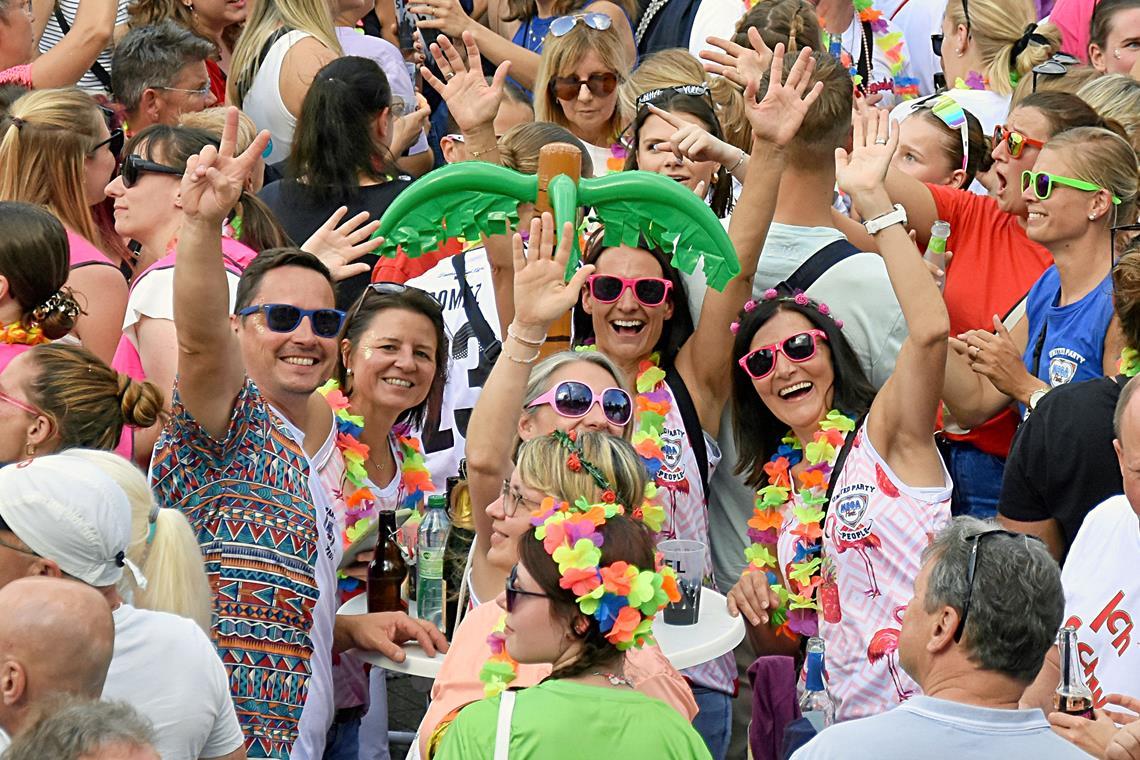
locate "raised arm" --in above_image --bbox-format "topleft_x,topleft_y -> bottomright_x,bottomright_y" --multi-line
174,108 -> 271,439
837,109 -> 949,478
28,0 -> 115,89
464,213 -> 593,540
421,32 -> 509,166
674,45 -> 824,438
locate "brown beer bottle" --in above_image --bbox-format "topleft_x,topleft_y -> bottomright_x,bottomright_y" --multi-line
1054,625 -> 1094,718
367,510 -> 407,613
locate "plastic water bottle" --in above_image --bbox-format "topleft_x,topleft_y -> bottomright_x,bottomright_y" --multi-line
924,220 -> 951,290
417,494 -> 450,630
799,637 -> 837,730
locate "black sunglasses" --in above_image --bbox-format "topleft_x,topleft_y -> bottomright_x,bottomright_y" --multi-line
953,530 -> 1042,642
121,154 -> 183,188
505,565 -> 551,612
1032,53 -> 1080,92
931,33 -> 944,58
345,282 -> 442,327
236,304 -> 347,338
550,72 -> 618,101
91,128 -> 124,158
635,83 -> 713,109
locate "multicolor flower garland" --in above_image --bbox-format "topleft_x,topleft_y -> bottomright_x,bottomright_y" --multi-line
318,379 -> 435,561
0,320 -> 49,347
744,410 -> 856,640
821,0 -> 916,100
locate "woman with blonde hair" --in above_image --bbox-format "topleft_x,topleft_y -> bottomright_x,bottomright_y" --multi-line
1078,74 -> 1140,156
227,0 -> 342,163
71,448 -> 213,632
130,0 -> 247,102
0,88 -> 127,365
533,15 -> 631,173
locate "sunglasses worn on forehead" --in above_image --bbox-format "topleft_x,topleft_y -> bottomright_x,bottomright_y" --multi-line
586,274 -> 672,307
738,330 -> 828,380
121,154 -> 183,188
550,71 -> 619,101
904,94 -> 968,170
1021,170 -> 1122,205
993,125 -> 1045,158
636,83 -> 713,109
550,12 -> 612,37
237,304 -> 347,338
526,380 -> 634,426
505,565 -> 551,612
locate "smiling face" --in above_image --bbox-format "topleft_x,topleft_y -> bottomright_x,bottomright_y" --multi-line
892,114 -> 962,187
991,106 -> 1052,217
555,50 -> 619,145
341,307 -> 437,414
1022,147 -> 1101,246
747,309 -> 835,435
518,360 -> 627,441
582,246 -> 673,368
484,468 -> 548,571
1091,7 -> 1140,74
495,560 -> 573,665
636,111 -> 717,194
234,266 -> 338,408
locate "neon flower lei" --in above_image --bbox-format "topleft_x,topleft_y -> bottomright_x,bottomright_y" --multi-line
1120,347 -> 1140,378
744,410 -> 856,640
823,0 -> 916,100
0,320 -> 49,347
318,380 -> 435,566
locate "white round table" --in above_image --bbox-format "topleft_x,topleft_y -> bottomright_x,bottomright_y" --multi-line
338,587 -> 744,677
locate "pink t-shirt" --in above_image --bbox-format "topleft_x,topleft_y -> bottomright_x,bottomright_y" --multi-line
67,229 -> 116,270
1050,0 -> 1095,62
0,343 -> 30,374
0,64 -> 33,88
777,422 -> 951,722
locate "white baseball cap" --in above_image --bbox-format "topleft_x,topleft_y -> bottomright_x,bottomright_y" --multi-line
0,452 -> 133,587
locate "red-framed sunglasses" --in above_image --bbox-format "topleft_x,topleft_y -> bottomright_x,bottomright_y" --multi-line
586,274 -> 673,307
993,125 -> 1046,158
738,330 -> 829,379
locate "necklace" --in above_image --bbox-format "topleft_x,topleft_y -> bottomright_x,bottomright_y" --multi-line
592,671 -> 634,687
822,0 -> 913,100
0,320 -> 48,347
480,613 -> 519,697
744,409 -> 855,640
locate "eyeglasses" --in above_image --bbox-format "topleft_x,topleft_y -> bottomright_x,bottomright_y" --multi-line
586,274 -> 672,307
121,154 -> 184,188
903,94 -> 968,170
550,71 -> 618,101
635,83 -> 713,109
155,84 -> 211,98
1021,170 -> 1122,205
499,479 -> 545,517
236,304 -> 347,338
526,380 -> 633,426
954,529 -> 1041,642
90,128 -> 124,158
0,533 -> 38,557
505,565 -> 551,612
1031,52 -> 1080,92
0,387 -> 43,417
992,124 -> 1046,158
931,33 -> 944,58
550,12 -> 612,37
738,330 -> 829,380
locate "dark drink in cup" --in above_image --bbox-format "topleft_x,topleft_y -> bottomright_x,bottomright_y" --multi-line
658,539 -> 705,626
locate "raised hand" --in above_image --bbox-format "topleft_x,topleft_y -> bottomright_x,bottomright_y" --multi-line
410,0 -> 472,38
743,44 -> 824,148
645,104 -> 740,167
834,106 -> 897,201
420,31 -> 509,133
511,212 -> 594,331
301,206 -> 383,282
700,29 -> 773,89
181,107 -> 270,225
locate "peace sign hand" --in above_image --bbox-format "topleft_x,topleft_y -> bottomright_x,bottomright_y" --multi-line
420,31 -> 509,133
511,212 -> 594,331
744,44 -> 824,149
181,107 -> 270,225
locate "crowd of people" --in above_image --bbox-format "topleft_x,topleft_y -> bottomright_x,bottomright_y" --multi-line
1,0 -> 1140,756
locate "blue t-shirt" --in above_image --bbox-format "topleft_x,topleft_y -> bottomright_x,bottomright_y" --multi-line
512,14 -> 556,52
1022,265 -> 1113,388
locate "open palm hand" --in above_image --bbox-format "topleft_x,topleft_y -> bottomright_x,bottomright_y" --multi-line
744,45 -> 824,148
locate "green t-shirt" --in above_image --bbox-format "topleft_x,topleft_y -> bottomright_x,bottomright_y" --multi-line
436,679 -> 712,759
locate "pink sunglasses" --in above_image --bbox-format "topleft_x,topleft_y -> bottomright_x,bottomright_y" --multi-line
738,329 -> 828,379
0,388 -> 41,416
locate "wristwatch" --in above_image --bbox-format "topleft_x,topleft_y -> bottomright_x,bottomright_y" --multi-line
1027,387 -> 1050,412
862,204 -> 908,235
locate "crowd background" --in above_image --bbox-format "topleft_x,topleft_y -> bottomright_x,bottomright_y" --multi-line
1,0 -> 1140,757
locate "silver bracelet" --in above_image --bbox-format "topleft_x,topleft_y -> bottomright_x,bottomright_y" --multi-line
506,323 -> 546,347
726,149 -> 747,174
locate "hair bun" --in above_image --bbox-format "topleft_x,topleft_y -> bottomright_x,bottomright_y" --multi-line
116,374 -> 164,428
34,286 -> 83,340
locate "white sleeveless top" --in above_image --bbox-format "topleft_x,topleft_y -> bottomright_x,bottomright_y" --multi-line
242,29 -> 312,164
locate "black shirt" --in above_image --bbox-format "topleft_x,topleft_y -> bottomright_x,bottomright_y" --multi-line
258,177 -> 412,310
999,374 -> 1124,559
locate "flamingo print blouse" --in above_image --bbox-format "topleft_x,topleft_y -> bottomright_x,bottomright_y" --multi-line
777,423 -> 951,721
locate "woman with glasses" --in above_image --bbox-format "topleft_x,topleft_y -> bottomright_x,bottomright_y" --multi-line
727,108 -> 951,722
410,0 -> 636,92
417,432 -> 697,759
944,127 -> 1138,427
0,88 -> 125,365
429,448 -> 707,759
533,14 -> 631,174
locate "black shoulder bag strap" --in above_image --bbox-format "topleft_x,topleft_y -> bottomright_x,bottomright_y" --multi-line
452,252 -> 501,376
53,4 -> 113,91
824,412 -> 868,510
663,364 -> 709,502
785,238 -> 862,294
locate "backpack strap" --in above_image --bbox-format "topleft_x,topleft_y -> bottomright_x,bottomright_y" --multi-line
784,238 -> 862,294
824,413 -> 868,510
451,252 -> 501,384
53,4 -> 112,91
493,690 -> 516,760
663,364 -> 709,502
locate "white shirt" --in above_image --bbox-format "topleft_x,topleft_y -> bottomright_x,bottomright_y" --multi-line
689,0 -> 746,59
875,0 -> 944,96
102,605 -> 243,760
122,268 -> 241,351
242,30 -> 311,163
1060,494 -> 1140,710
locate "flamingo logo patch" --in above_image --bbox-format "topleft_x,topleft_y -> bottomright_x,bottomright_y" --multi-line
835,492 -> 869,529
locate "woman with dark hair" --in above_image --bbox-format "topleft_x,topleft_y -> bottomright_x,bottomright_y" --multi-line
259,55 -> 415,309
727,107 -> 951,722
0,202 -> 82,373
314,282 -> 448,754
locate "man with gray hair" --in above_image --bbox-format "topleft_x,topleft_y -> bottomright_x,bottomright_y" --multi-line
0,577 -> 115,754
111,20 -> 217,133
4,698 -> 159,760
792,517 -> 1086,759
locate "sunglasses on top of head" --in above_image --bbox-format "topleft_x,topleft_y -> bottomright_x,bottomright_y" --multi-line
120,154 -> 183,188
550,71 -> 619,101
738,329 -> 829,380
526,380 -> 633,426
586,274 -> 672,307
236,304 -> 347,338
549,12 -> 612,37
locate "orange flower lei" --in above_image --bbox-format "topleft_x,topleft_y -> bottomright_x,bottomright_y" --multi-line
0,321 -> 49,347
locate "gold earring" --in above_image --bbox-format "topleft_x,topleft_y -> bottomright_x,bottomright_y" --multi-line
24,442 -> 35,458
